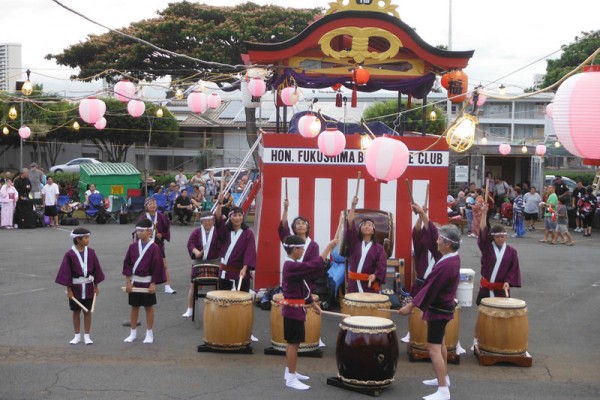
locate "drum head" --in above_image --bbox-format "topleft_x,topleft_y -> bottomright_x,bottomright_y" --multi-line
206,290 -> 251,301
343,315 -> 394,329
480,297 -> 526,309
345,292 -> 389,303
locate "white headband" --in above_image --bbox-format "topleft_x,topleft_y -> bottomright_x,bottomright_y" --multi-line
70,231 -> 90,239
135,227 -> 153,231
200,215 -> 214,221
283,243 -> 305,248
491,232 -> 508,237
439,234 -> 460,245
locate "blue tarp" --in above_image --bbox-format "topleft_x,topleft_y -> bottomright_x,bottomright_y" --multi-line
288,111 -> 400,136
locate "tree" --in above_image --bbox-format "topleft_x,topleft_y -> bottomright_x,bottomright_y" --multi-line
542,31 -> 600,89
363,100 -> 446,135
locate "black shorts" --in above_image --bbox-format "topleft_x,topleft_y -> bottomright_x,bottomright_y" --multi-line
427,319 -> 449,345
45,206 -> 58,217
69,297 -> 93,312
284,317 -> 305,344
128,292 -> 157,307
523,212 -> 538,221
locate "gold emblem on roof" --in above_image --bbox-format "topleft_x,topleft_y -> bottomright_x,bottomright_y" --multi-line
326,0 -> 400,19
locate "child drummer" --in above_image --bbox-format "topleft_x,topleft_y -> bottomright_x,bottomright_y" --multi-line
281,235 -> 336,390
123,219 -> 167,344
55,228 -> 105,345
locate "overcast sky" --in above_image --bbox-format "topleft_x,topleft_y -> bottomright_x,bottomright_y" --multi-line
3,0 -> 599,98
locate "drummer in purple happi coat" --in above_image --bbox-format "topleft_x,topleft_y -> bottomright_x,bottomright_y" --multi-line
182,211 -> 221,318
411,203 -> 443,297
280,235 -> 337,390
139,197 -> 175,294
215,193 -> 256,292
399,224 -> 461,400
476,202 -> 522,305
55,227 -> 105,345
278,199 -> 321,263
123,219 -> 167,344
344,196 -> 387,293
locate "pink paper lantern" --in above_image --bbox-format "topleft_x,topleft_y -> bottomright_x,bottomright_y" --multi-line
78,97 -> 106,125
127,99 -> 146,118
281,87 -> 300,106
207,93 -> 222,109
248,78 -> 267,98
114,79 -> 136,103
552,65 -> 600,162
469,93 -> 487,107
365,136 -> 410,182
187,91 -> 208,114
317,127 -> 346,156
545,103 -> 554,118
535,144 -> 547,156
94,117 -> 107,130
499,143 -> 511,155
18,126 -> 31,139
298,113 -> 321,138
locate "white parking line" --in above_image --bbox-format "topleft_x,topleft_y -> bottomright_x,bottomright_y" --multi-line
0,288 -> 47,297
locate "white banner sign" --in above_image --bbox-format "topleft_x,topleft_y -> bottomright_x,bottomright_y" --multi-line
455,165 -> 469,182
262,147 -> 449,167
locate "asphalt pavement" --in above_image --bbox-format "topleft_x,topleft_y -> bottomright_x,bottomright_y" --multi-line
0,221 -> 599,400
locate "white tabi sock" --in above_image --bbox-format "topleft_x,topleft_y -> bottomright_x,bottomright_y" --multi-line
124,329 -> 137,343
285,375 -> 310,390
423,386 -> 450,400
400,331 -> 411,343
143,329 -> 154,344
83,334 -> 93,345
182,308 -> 193,318
251,334 -> 258,342
165,285 -> 176,294
69,333 -> 81,345
423,375 -> 450,387
284,367 -> 309,381
319,337 -> 326,347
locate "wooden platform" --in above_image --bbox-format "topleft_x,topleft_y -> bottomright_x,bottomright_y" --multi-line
407,344 -> 460,364
326,377 -> 389,397
448,218 -> 467,234
197,344 -> 253,354
474,345 -> 532,367
264,347 -> 323,358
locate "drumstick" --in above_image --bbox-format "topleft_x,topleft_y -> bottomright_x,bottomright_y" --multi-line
65,291 -> 89,313
504,287 -> 509,298
285,178 -> 288,201
121,286 -> 151,293
405,179 -> 415,204
237,278 -> 242,292
91,293 -> 97,313
320,310 -> 351,318
424,183 -> 430,210
354,171 -> 361,198
377,308 -> 398,313
485,179 -> 490,204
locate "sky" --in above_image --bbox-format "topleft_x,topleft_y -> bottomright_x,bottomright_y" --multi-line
2,0 -> 599,99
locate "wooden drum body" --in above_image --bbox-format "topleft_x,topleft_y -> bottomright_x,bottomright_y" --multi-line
476,297 -> 528,354
336,316 -> 399,387
342,292 -> 391,318
270,293 -> 322,352
409,306 -> 461,351
203,290 -> 254,350
192,263 -> 219,283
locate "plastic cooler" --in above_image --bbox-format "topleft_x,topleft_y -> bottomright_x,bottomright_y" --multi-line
457,268 -> 475,307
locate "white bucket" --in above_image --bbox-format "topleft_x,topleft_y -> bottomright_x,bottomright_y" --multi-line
459,268 -> 475,284
457,284 -> 474,307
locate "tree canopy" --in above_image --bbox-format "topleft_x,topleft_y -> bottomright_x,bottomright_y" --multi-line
542,31 -> 600,89
363,100 -> 446,135
46,1 -> 322,84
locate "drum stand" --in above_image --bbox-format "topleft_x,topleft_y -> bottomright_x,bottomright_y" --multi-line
473,345 -> 532,367
407,344 -> 461,364
192,278 -> 218,323
264,347 -> 323,357
197,344 -> 253,354
326,377 -> 388,397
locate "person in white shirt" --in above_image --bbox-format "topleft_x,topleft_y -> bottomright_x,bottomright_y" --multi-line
42,176 -> 60,227
522,186 -> 542,231
84,184 -> 101,207
175,168 -> 188,188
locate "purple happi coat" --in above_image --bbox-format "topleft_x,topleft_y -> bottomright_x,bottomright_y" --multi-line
282,257 -> 326,321
122,240 -> 167,288
216,218 -> 256,280
412,253 -> 460,321
344,219 -> 387,293
411,221 -> 442,296
477,226 -> 521,298
55,247 -> 105,300
187,225 -> 220,261
139,211 -> 170,256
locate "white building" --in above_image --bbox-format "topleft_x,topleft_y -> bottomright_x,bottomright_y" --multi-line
0,44 -> 22,93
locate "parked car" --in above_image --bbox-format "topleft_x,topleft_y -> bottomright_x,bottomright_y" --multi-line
50,158 -> 101,173
544,175 -> 577,193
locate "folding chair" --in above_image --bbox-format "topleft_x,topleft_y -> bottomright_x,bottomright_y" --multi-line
57,195 -> 72,217
152,193 -> 168,212
107,195 -> 125,223
127,196 -> 146,222
85,193 -> 104,223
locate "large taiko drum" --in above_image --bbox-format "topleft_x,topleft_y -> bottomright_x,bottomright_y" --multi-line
203,290 -> 253,350
270,293 -> 322,352
409,306 -> 461,351
338,209 -> 395,258
336,316 -> 399,387
476,297 -> 528,354
342,292 -> 391,318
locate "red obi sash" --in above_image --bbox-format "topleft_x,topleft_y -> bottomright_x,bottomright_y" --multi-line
348,271 -> 381,291
480,277 -> 504,291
